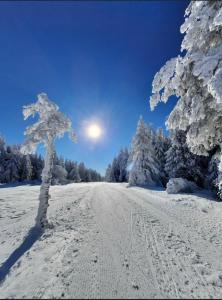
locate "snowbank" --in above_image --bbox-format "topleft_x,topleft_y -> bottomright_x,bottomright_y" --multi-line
166,178 -> 200,194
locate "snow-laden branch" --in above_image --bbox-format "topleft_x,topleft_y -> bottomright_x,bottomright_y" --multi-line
149,0 -> 222,195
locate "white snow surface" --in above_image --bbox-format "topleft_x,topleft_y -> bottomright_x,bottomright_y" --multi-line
1,182 -> 222,298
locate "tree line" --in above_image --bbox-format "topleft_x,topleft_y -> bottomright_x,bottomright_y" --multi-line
105,116 -> 219,197
0,136 -> 102,185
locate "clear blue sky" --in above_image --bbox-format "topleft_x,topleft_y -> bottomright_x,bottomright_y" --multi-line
0,0 -> 189,175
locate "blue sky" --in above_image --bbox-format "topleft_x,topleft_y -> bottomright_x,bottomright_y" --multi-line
0,0 -> 188,175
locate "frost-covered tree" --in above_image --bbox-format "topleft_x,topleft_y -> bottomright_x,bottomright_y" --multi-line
84,169 -> 92,182
21,93 -> 76,229
129,116 -> 160,186
118,148 -> 129,182
110,157 -> 119,182
21,155 -> 33,181
30,154 -> 44,181
149,1 -> 222,195
2,146 -> 21,183
105,164 -> 112,182
52,165 -> 68,185
205,147 -> 221,194
0,136 -> 6,182
68,162 -> 81,182
105,148 -> 129,183
165,130 -> 207,187
153,128 -> 170,186
78,162 -> 87,182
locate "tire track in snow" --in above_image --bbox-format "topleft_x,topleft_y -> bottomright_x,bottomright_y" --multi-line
110,184 -> 222,299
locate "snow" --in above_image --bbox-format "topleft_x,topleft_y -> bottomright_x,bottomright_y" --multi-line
1,182 -> 222,298
166,178 -> 200,194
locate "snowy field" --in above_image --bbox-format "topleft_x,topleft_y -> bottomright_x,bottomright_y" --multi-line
1,182 -> 222,299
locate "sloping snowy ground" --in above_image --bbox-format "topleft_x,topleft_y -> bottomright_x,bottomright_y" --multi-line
0,182 -> 222,299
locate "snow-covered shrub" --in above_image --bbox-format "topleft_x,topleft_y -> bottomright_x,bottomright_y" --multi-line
166,178 -> 200,194
149,1 -> 222,196
21,93 -> 76,229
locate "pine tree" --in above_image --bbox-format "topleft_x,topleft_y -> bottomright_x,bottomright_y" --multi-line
0,136 -> 6,182
129,116 -> 160,186
52,165 -> 68,185
68,162 -> 81,182
165,130 -> 207,187
21,155 -> 33,181
118,148 -> 129,182
78,162 -> 87,182
2,146 -> 20,183
105,164 -> 112,182
153,128 -> 170,186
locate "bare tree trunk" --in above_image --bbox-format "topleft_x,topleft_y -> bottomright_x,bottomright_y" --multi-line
35,137 -> 54,229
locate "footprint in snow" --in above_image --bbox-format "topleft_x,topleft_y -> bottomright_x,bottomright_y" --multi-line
132,282 -> 139,290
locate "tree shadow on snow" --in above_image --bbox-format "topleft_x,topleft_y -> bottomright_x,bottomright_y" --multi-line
185,190 -> 221,203
0,226 -> 43,284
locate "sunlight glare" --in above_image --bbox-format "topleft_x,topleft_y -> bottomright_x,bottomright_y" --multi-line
87,124 -> 102,139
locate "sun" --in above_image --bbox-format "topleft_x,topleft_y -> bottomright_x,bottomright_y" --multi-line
87,124 -> 102,139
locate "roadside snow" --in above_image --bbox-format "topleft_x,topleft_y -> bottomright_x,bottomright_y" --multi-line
0,182 -> 222,298
166,178 -> 200,194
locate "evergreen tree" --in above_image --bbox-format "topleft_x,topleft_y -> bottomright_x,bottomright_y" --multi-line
165,130 -> 207,187
68,162 -> 81,182
78,162 -> 87,182
153,128 -> 170,186
105,164 -> 112,182
118,148 -> 129,182
21,155 -> 33,181
129,116 -> 160,186
52,165 -> 68,185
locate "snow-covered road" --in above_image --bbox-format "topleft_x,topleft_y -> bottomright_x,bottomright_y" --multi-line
1,182 -> 222,298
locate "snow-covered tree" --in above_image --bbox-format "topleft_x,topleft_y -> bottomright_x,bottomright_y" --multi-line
105,164 -> 112,182
2,146 -> 21,183
149,1 -> 222,195
105,148 -> 129,183
0,136 -> 6,182
153,128 -> 170,186
85,169 -> 92,182
68,162 -> 80,182
21,93 -> 76,229
0,136 -> 5,154
111,157 -> 120,182
21,154 -> 33,181
165,130 -> 207,187
118,148 -> 129,182
205,148 -> 221,194
30,154 -> 44,181
52,165 -> 68,185
129,116 -> 160,186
